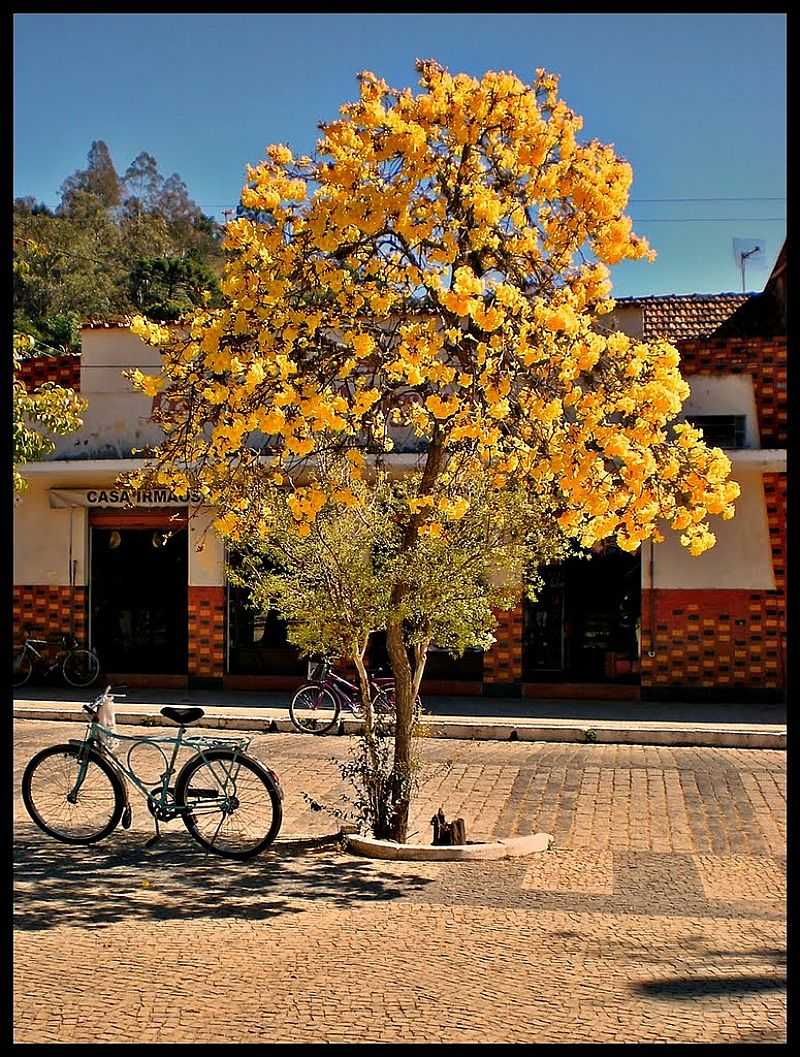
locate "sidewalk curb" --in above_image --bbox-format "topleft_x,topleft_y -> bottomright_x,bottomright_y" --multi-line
345,831 -> 554,861
416,722 -> 786,749
12,706 -> 786,749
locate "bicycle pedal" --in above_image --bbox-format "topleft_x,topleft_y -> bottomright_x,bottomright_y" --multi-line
121,805 -> 132,829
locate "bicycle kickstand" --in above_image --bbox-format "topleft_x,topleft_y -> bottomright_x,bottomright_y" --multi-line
144,816 -> 162,849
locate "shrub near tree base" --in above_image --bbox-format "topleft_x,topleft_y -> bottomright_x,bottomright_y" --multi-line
125,60 -> 740,842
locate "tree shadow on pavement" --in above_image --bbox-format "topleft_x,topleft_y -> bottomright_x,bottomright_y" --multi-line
634,974 -> 786,999
702,946 -> 786,966
13,823 -> 437,933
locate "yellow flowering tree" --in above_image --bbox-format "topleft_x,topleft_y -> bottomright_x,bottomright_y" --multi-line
126,60 -> 739,841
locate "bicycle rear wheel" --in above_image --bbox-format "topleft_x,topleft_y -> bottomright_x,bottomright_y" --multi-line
289,684 -> 340,735
21,743 -> 124,844
370,687 -> 395,719
13,648 -> 33,688
175,749 -> 283,859
371,686 -> 422,717
63,649 -> 100,688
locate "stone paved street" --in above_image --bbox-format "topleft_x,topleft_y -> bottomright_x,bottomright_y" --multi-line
14,719 -> 786,1044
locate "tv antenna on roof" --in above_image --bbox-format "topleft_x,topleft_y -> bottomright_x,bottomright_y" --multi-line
732,238 -> 766,293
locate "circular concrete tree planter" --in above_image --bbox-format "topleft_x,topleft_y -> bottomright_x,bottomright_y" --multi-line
344,831 -> 554,862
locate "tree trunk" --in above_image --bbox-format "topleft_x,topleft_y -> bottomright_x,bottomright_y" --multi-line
385,616 -> 414,842
353,640 -> 393,838
352,640 -> 375,743
353,640 -> 378,755
385,430 -> 445,842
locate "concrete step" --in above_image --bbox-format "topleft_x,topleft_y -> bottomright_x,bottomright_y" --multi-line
12,701 -> 786,749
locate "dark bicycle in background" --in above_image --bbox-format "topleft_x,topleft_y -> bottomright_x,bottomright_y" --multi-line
289,657 -> 422,735
13,632 -> 100,689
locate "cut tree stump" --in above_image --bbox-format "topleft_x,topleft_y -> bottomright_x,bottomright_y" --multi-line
431,807 -> 467,846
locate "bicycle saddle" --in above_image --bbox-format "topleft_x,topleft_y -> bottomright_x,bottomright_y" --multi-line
160,706 -> 205,726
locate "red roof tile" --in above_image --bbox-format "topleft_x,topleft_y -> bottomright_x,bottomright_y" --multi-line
614,293 -> 752,342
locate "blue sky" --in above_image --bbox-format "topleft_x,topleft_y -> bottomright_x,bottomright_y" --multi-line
14,13 -> 785,297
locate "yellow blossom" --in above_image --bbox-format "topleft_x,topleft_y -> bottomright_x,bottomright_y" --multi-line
425,394 -> 460,419
125,58 -> 738,599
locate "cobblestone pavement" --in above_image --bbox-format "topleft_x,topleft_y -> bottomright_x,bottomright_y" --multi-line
14,719 -> 786,1044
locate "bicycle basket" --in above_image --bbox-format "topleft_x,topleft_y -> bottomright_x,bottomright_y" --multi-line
308,658 -> 329,681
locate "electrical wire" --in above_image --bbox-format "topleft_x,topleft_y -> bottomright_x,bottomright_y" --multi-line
629,196 -> 784,203
198,208 -> 787,224
632,217 -> 785,223
191,194 -> 786,210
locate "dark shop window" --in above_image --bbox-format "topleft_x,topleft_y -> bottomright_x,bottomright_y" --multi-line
685,415 -> 747,449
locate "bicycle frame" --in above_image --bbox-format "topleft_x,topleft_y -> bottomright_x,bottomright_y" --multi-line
18,636 -> 96,682
69,722 -> 254,822
320,670 -> 364,715
321,670 -> 389,711
20,641 -> 62,677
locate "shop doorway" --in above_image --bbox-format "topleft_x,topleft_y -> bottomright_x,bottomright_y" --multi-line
523,547 -> 641,684
90,516 -> 188,674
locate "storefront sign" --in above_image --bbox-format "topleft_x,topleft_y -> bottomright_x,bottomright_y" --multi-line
49,487 -> 202,508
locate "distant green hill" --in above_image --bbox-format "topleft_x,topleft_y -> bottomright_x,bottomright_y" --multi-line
13,141 -> 225,352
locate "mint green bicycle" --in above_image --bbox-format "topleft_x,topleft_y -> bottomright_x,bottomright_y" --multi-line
21,686 -> 283,860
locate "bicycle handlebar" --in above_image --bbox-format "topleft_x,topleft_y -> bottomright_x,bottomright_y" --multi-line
84,685 -> 127,716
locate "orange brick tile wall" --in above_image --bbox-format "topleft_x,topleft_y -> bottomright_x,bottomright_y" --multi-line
640,589 -> 784,690
188,586 -> 226,679
13,585 -> 88,645
483,604 -> 524,685
763,472 -> 786,597
489,477 -> 785,694
15,354 -> 81,392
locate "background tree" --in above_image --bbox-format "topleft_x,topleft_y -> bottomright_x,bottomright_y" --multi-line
126,61 -> 740,841
121,151 -> 164,217
13,211 -> 125,343
128,256 -> 220,321
13,143 -> 224,345
59,140 -> 122,216
13,334 -> 86,494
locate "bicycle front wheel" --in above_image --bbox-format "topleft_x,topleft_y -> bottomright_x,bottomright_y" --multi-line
62,649 -> 100,688
175,749 -> 283,859
289,684 -> 340,735
13,648 -> 33,688
22,744 -> 124,844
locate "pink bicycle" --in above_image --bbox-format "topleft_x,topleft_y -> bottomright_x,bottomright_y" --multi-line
289,658 -> 420,735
